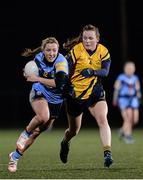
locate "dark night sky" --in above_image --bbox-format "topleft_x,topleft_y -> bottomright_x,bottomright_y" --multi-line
0,0 -> 143,127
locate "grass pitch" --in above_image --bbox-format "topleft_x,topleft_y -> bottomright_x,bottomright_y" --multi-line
0,127 -> 143,179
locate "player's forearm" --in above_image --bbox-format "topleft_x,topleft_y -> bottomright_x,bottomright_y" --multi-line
37,77 -> 56,87
94,59 -> 111,77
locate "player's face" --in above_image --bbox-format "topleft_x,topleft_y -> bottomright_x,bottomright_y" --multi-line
82,30 -> 98,51
124,63 -> 135,76
43,43 -> 59,62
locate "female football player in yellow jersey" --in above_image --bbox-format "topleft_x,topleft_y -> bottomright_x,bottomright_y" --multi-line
60,24 -> 113,167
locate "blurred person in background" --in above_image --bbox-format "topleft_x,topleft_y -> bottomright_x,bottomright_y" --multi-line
112,61 -> 141,144
8,37 -> 69,172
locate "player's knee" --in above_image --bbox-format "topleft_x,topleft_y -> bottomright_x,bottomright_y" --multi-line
36,114 -> 50,124
97,115 -> 108,127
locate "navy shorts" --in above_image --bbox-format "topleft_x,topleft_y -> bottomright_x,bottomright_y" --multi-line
29,89 -> 62,119
66,89 -> 106,117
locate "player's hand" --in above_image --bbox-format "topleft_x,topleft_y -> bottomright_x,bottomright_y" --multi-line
81,68 -> 95,78
26,74 -> 39,82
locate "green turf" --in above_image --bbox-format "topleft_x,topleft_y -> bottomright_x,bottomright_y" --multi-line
0,128 -> 143,179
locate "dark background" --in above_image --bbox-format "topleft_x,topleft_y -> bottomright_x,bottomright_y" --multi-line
0,0 -> 143,128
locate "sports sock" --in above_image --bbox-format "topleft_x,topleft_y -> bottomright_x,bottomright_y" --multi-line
103,145 -> 111,152
25,129 -> 32,137
11,149 -> 23,161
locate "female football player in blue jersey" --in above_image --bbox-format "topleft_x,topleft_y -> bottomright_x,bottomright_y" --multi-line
59,24 -> 113,168
8,37 -> 69,172
113,61 -> 141,144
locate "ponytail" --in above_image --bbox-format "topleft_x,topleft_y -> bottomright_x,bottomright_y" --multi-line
21,37 -> 59,57
21,47 -> 41,57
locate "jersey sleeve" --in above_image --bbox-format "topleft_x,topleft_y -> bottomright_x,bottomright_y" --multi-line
55,54 -> 69,75
101,46 -> 110,62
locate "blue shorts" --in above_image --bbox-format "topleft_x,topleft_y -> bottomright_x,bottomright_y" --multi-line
118,97 -> 139,110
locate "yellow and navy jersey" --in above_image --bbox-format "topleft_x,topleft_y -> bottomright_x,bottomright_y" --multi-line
68,42 -> 110,99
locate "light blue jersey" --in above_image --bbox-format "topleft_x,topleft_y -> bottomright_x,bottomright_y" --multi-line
31,52 -> 68,104
117,74 -> 140,109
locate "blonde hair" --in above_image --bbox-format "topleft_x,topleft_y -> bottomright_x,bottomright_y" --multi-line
21,37 -> 59,57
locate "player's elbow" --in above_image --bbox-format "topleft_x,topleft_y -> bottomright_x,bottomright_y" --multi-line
55,71 -> 69,91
